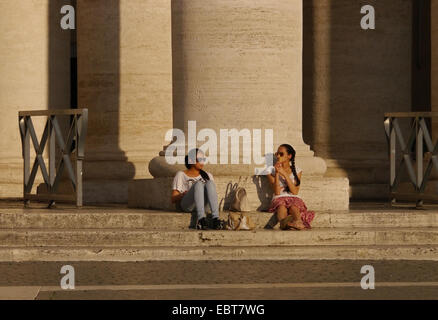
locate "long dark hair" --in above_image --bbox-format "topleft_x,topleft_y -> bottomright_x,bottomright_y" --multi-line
280,144 -> 300,187
185,148 -> 210,181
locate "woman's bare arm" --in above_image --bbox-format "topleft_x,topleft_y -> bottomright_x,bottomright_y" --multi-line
266,173 -> 275,186
283,172 -> 302,195
273,173 -> 283,195
171,190 -> 186,204
266,172 -> 282,196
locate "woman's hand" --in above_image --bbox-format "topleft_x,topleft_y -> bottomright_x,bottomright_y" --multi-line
171,190 -> 188,204
275,162 -> 287,178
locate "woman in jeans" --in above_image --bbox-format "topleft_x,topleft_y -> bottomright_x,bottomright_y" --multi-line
171,149 -> 221,230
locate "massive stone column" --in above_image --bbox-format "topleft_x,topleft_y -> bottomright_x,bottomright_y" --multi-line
303,0 -> 412,200
135,0 -> 349,211
433,0 -> 438,141
0,1 -> 70,198
150,0 -> 326,177
77,0 -> 173,203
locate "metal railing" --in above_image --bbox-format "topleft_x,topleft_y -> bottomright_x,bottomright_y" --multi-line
384,112 -> 438,206
18,109 -> 88,207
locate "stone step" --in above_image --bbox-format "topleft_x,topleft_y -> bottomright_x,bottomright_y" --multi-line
1,228 -> 437,247
1,245 -> 437,262
1,209 -> 438,229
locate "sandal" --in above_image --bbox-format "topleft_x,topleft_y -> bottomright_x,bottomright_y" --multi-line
280,216 -> 305,231
280,216 -> 295,230
288,221 -> 306,230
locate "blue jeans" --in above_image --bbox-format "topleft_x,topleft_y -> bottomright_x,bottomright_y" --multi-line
180,180 -> 219,220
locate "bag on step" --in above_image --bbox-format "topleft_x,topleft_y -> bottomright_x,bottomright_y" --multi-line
230,187 -> 250,212
226,211 -> 256,231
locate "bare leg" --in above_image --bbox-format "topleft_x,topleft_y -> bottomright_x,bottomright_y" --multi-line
278,205 -> 295,230
276,205 -> 288,222
288,205 -> 305,230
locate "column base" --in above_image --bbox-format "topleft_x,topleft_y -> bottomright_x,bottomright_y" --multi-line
395,181 -> 438,204
0,162 -> 23,198
36,180 -> 130,205
128,175 -> 349,211
0,183 -> 22,199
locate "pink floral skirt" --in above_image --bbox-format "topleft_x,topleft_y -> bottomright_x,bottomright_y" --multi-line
268,196 -> 315,229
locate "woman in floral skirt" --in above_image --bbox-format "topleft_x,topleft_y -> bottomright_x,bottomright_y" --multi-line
266,144 -> 315,230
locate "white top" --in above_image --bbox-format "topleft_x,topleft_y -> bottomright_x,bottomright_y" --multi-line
172,170 -> 214,194
269,166 -> 302,199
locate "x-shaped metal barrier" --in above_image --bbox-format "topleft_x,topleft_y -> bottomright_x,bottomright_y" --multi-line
384,112 -> 438,206
18,109 -> 88,207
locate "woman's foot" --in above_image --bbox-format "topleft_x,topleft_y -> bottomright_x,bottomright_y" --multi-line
287,220 -> 306,230
211,217 -> 223,230
280,216 -> 294,230
196,217 -> 209,230
280,216 -> 306,230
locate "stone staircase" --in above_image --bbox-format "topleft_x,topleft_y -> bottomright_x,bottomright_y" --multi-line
0,203 -> 437,261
